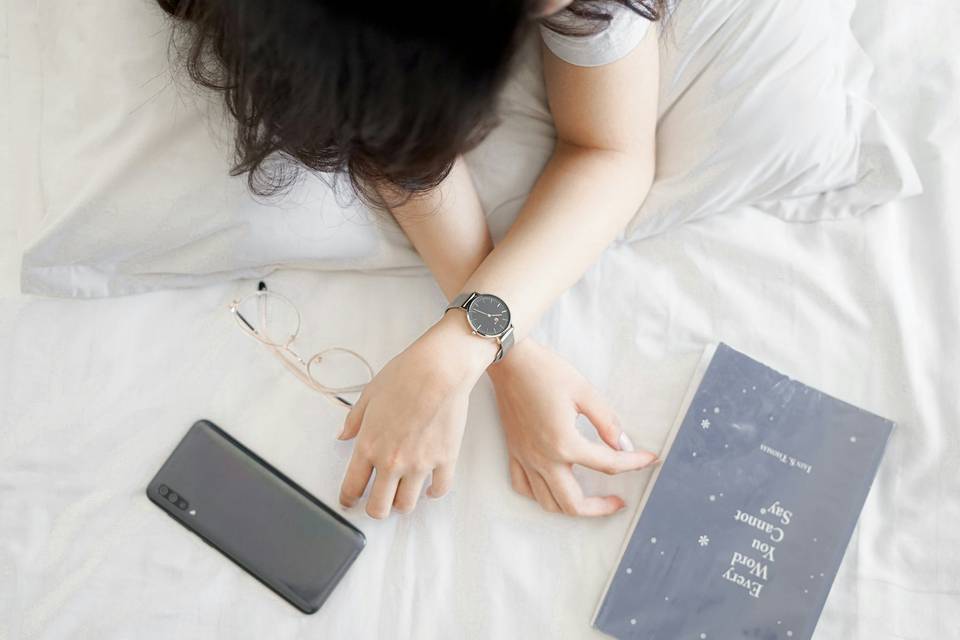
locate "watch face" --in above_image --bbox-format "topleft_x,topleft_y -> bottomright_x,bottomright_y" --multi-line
466,294 -> 510,337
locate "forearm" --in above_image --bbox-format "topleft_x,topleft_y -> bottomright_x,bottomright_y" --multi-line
382,141 -> 652,371
381,156 -> 492,302
460,140 -> 653,344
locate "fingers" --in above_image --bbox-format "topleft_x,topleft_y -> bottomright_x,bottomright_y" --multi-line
426,464 -> 454,499
545,467 -> 625,517
337,398 -> 366,440
345,462 -> 443,517
508,457 -> 534,499
574,386 -> 660,475
339,454 -> 374,508
527,471 -> 562,513
573,439 -> 659,476
393,472 -> 429,513
366,470 -> 400,519
514,459 -> 630,517
575,384 -> 629,451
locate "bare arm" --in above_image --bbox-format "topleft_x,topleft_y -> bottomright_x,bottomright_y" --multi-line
382,156 -> 493,303
338,26 -> 660,518
381,27 -> 658,356
460,30 -> 658,343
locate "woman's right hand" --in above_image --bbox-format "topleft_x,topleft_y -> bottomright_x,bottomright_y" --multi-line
487,338 -> 660,516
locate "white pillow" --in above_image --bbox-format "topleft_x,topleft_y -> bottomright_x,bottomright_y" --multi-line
15,0 -> 423,298
469,0 -> 922,244
627,0 -> 921,238
14,0 -> 919,298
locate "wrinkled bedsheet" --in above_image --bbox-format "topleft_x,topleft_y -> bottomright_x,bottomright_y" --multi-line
1,1 -> 958,638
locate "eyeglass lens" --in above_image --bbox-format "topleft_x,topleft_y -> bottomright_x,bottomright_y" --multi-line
235,292 -> 300,347
307,349 -> 373,391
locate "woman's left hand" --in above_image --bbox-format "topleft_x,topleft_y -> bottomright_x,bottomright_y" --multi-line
487,338 -> 660,516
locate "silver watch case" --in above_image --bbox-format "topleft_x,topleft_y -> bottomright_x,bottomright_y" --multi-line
445,292 -> 515,362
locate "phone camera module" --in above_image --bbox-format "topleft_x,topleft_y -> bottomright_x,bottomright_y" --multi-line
158,485 -> 169,497
167,491 -> 179,503
177,499 -> 188,510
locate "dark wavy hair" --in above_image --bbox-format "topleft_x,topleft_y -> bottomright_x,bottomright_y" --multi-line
156,0 -> 667,204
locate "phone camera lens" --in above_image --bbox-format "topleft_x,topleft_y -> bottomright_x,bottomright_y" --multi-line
177,499 -> 188,510
158,485 -> 169,497
167,491 -> 179,503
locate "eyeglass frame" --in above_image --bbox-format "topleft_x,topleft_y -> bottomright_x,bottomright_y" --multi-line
228,282 -> 373,408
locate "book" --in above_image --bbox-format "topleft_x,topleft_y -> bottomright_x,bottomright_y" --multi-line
592,342 -> 895,640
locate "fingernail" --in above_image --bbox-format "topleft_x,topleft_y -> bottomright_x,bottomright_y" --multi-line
336,424 -> 346,440
618,432 -> 635,452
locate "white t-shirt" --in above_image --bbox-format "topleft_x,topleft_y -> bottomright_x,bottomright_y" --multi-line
539,4 -> 652,67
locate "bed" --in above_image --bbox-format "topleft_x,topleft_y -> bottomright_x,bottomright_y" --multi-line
1,0 -> 958,638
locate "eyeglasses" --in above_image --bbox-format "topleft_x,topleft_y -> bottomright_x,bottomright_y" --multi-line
229,282 -> 373,408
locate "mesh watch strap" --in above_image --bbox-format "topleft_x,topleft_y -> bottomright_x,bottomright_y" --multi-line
445,292 -> 474,312
494,326 -> 515,362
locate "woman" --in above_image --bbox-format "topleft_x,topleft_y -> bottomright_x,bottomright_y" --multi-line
158,0 -> 665,518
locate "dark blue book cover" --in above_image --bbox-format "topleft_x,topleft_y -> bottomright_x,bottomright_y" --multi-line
593,342 -> 895,640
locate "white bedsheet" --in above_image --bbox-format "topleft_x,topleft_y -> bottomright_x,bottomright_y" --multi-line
1,2 -> 959,639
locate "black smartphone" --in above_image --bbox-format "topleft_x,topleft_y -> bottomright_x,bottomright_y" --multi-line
146,419 -> 365,614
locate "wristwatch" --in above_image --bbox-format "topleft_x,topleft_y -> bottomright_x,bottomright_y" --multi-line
444,292 -> 515,363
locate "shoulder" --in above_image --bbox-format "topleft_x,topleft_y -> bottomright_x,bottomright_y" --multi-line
539,4 -> 652,68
